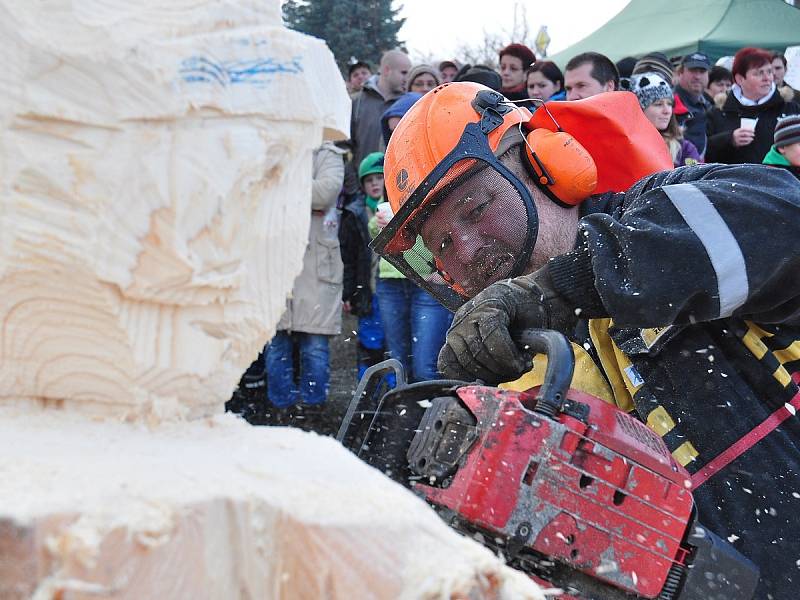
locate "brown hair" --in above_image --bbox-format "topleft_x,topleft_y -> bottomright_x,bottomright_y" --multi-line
499,43 -> 536,69
565,52 -> 619,90
526,61 -> 564,91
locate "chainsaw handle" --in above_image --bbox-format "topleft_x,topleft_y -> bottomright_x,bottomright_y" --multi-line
336,359 -> 406,443
513,329 -> 574,418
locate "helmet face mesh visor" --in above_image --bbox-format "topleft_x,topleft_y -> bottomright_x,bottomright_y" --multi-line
379,157 -> 535,310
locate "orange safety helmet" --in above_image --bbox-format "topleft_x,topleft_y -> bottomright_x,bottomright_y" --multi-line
384,82 -> 599,216
373,83 -> 672,310
384,82 -> 530,214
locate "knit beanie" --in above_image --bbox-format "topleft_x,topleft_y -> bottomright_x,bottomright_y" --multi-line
358,152 -> 384,181
406,64 -> 441,92
498,43 -> 536,69
438,59 -> 461,73
774,115 -> 800,148
454,64 -> 502,91
632,52 -> 674,85
621,72 -> 673,110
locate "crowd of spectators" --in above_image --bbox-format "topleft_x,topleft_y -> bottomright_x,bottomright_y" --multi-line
249,40 -> 800,429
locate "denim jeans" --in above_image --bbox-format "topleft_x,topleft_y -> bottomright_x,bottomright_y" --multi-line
376,278 -> 453,382
265,331 -> 330,408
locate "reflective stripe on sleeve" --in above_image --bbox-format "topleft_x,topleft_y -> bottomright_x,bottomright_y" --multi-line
662,183 -> 748,317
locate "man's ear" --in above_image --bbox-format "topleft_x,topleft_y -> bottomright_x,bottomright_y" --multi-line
777,145 -> 786,155
604,80 -> 616,92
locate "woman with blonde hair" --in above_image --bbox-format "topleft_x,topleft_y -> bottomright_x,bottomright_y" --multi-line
623,72 -> 701,167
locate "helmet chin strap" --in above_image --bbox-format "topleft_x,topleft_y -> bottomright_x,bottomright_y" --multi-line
488,142 -> 540,284
485,129 -> 540,285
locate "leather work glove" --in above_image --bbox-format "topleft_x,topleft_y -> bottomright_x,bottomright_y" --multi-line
438,266 -> 577,384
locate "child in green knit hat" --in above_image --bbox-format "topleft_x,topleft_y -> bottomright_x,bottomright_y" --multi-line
763,114 -> 800,180
358,152 -> 385,213
339,152 -> 387,379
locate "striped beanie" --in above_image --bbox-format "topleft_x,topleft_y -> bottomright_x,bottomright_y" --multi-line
774,115 -> 800,148
632,52 -> 674,85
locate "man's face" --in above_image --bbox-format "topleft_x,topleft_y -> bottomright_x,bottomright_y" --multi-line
772,57 -> 786,86
440,65 -> 458,83
564,63 -> 612,100
419,165 -> 529,298
349,67 -> 371,92
677,66 -> 709,96
383,55 -> 412,95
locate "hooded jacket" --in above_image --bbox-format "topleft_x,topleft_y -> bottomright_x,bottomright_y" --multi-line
507,163 -> 800,598
706,87 -> 800,164
276,143 -> 345,334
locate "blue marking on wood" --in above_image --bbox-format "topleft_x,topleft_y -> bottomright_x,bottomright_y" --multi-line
180,55 -> 304,86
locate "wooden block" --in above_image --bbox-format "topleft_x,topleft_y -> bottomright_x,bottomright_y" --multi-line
0,1 -> 349,420
0,3 -> 545,598
0,411 -> 545,599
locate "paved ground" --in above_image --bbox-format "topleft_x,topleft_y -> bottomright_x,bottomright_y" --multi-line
225,313 -> 361,437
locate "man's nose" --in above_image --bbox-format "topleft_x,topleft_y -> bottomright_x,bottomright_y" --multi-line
451,229 -> 479,266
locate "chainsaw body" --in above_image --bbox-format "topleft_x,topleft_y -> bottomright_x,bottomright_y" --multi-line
337,330 -> 758,599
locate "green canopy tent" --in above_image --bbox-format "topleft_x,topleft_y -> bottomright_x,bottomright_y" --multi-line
549,0 -> 800,67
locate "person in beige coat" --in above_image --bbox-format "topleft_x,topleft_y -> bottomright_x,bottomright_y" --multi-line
266,142 -> 345,413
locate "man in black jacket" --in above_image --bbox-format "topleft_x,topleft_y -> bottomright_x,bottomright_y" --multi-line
375,83 -> 800,599
345,50 -> 411,194
674,52 -> 712,157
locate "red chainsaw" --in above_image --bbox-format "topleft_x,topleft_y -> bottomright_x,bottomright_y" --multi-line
337,329 -> 759,599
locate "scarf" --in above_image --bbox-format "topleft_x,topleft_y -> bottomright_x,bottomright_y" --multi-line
732,83 -> 776,106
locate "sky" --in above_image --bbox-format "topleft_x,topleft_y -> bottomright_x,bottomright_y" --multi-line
396,0 -> 631,62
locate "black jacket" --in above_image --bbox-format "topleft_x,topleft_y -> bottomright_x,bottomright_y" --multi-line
548,163 -> 800,599
339,195 -> 373,316
706,88 -> 800,164
675,84 -> 711,156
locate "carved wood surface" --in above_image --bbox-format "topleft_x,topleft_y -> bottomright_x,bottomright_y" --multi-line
0,3 -> 545,598
0,1 -> 349,419
0,411 -> 545,599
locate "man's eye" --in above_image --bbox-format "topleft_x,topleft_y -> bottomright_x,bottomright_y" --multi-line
469,200 -> 491,220
438,234 -> 452,255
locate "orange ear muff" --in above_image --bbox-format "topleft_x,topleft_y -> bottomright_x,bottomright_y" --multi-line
524,129 -> 598,206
